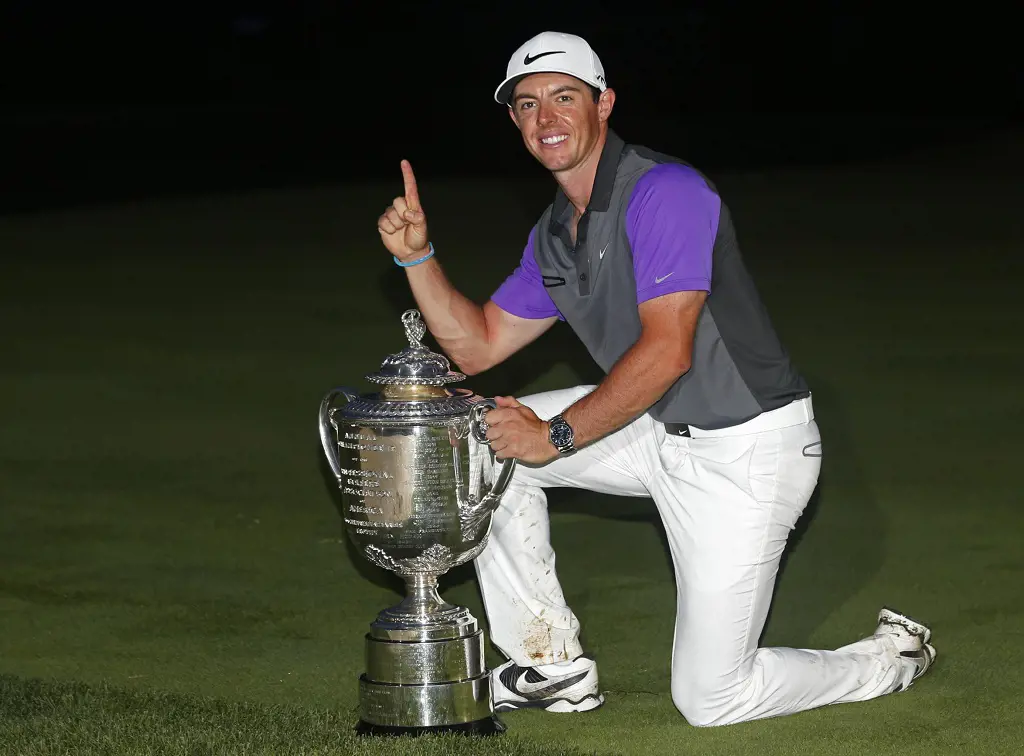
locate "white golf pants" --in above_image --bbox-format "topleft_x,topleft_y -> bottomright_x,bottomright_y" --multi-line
474,386 -> 917,726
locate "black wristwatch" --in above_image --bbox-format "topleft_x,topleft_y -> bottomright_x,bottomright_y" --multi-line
548,414 -> 576,455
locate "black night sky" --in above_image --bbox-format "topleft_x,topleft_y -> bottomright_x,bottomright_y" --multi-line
1,3 -> 1020,213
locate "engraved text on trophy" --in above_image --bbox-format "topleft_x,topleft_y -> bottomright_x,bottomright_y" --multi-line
338,424 -> 464,555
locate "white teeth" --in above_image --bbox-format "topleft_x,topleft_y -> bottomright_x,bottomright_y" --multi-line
541,135 -> 568,145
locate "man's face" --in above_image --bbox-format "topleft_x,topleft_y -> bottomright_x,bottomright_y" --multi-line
509,73 -> 614,174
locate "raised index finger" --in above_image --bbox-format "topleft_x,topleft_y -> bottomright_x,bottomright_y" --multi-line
401,160 -> 421,211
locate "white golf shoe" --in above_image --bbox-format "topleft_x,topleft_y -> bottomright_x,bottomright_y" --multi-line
875,606 -> 937,686
491,655 -> 605,713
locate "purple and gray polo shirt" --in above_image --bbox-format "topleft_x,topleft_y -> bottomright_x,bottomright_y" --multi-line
491,130 -> 809,430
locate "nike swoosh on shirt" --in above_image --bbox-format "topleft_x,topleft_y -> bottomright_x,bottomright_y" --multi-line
655,272 -> 674,284
513,670 -> 589,698
599,244 -> 608,259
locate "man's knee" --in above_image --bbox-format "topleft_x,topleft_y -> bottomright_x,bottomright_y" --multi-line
670,670 -> 748,727
672,684 -> 726,727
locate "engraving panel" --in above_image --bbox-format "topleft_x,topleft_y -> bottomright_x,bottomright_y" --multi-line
334,413 -> 503,573
393,426 -> 460,548
338,423 -> 464,557
337,426 -> 404,544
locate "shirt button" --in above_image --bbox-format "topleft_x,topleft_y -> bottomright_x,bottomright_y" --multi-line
579,273 -> 587,281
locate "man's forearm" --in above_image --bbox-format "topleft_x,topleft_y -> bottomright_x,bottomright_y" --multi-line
404,258 -> 490,372
560,334 -> 689,448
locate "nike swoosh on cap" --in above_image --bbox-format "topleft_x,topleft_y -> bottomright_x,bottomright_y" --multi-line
524,50 -> 565,65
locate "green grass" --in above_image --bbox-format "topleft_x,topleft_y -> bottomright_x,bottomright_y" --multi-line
1,142 -> 1023,755
0,675 -> 585,755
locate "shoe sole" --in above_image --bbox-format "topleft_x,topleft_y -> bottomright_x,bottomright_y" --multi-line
898,642 -> 937,691
495,694 -> 605,713
878,607 -> 932,645
920,642 -> 937,672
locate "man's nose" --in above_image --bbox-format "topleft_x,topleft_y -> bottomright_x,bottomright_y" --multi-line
537,102 -> 557,125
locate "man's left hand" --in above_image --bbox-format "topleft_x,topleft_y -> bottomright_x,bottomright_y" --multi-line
483,396 -> 559,464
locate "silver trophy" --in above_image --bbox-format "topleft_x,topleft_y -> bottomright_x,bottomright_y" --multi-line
318,309 -> 516,736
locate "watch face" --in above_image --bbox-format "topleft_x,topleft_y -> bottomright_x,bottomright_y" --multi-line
550,420 -> 573,448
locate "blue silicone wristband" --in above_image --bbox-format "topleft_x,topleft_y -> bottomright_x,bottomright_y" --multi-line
394,243 -> 435,268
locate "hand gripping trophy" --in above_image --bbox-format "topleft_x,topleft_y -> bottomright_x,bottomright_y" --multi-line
318,309 -> 516,736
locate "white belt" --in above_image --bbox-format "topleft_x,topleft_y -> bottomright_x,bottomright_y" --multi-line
682,395 -> 815,439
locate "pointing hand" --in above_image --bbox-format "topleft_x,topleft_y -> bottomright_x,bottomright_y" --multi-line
378,160 -> 430,263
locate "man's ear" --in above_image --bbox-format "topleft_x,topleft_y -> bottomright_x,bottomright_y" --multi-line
597,88 -> 616,123
508,106 -> 521,130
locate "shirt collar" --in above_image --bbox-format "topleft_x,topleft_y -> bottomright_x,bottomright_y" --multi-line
549,129 -> 626,235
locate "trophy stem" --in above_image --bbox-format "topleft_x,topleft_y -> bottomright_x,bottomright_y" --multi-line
400,573 -> 452,618
373,573 -> 464,630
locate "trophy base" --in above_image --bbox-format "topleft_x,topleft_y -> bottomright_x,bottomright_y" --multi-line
358,671 -> 497,730
355,576 -> 505,734
355,715 -> 506,738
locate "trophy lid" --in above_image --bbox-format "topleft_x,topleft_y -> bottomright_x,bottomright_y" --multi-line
338,309 -> 483,424
365,310 -> 466,387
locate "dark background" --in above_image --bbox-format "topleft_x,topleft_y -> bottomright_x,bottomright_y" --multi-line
1,2 -> 1020,214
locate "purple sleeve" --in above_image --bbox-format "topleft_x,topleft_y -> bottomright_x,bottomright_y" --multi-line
490,230 -> 561,319
627,163 -> 720,304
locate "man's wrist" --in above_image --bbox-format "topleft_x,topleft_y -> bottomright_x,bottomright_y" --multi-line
394,243 -> 435,268
548,413 -> 577,455
542,421 -> 558,457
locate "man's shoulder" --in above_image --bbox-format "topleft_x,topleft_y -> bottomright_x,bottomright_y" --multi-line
620,144 -> 717,196
624,162 -> 719,218
634,161 -> 713,195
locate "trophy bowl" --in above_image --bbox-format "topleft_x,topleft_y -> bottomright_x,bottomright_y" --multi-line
318,309 -> 516,736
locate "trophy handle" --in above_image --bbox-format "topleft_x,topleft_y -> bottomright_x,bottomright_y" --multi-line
469,400 -> 518,506
318,386 -> 361,482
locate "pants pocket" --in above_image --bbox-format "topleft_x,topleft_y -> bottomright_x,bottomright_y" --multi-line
659,435 -> 760,503
746,431 -> 783,505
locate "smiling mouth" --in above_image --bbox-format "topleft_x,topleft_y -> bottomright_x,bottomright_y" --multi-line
540,134 -> 568,146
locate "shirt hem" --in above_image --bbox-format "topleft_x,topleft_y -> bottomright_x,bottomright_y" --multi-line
636,277 -> 711,304
490,297 -> 560,320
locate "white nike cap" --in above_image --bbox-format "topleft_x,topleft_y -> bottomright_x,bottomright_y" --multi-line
493,31 -> 607,106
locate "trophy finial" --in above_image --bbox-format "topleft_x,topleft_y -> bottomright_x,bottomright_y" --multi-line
365,308 -> 465,386
402,309 -> 427,348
